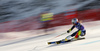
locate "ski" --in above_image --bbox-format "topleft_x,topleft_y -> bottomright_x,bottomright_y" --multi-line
48,37 -> 85,45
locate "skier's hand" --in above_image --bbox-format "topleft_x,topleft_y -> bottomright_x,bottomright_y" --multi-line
67,30 -> 70,33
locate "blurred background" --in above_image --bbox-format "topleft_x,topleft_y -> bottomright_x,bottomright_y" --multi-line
0,0 -> 100,42
0,0 -> 99,22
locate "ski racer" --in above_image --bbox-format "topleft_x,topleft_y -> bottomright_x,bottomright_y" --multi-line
65,18 -> 86,41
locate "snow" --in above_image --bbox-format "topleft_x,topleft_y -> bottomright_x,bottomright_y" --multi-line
0,21 -> 100,51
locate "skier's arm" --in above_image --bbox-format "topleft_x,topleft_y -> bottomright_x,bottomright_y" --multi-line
67,25 -> 75,33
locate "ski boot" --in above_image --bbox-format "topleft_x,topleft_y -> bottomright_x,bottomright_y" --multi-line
56,41 -> 61,44
74,36 -> 85,40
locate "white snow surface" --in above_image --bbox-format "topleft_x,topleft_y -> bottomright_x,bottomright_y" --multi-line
0,20 -> 100,51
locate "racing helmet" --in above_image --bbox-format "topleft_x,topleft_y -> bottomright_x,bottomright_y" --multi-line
72,18 -> 78,24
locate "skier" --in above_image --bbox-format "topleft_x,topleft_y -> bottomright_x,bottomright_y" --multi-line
48,18 -> 86,44
65,18 -> 86,41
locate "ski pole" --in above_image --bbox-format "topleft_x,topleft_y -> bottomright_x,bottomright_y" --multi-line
47,32 -> 66,41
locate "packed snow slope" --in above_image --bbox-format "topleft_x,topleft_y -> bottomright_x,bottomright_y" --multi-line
0,20 -> 100,51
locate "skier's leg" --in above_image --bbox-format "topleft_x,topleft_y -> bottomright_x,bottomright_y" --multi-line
64,31 -> 78,41
74,30 -> 82,39
80,30 -> 86,36
71,31 -> 78,37
74,30 -> 86,39
79,30 -> 86,38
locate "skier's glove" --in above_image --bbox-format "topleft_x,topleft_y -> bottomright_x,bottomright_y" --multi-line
67,29 -> 71,33
67,30 -> 70,33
